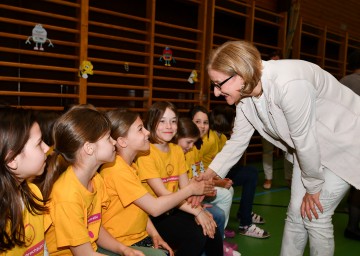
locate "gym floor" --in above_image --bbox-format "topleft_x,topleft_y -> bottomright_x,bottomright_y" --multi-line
225,157 -> 359,256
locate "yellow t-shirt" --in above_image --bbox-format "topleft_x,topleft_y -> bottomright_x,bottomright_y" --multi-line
100,155 -> 149,246
46,145 -> 54,156
185,146 -> 205,179
217,133 -> 227,152
136,143 -> 188,195
1,183 -> 45,256
44,167 -> 110,255
199,129 -> 220,168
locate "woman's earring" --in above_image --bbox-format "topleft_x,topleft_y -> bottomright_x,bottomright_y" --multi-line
240,86 -> 245,96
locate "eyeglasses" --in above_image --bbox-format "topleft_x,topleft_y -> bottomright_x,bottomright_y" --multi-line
211,75 -> 234,90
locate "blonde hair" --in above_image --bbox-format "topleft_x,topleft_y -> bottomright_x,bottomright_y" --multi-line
207,40 -> 263,94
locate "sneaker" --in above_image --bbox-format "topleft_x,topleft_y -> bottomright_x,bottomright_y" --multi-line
251,212 -> 265,224
263,179 -> 272,189
239,224 -> 270,239
223,245 -> 241,256
223,240 -> 238,251
224,229 -> 236,238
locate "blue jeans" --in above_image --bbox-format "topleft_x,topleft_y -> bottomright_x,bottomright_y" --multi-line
226,164 -> 259,226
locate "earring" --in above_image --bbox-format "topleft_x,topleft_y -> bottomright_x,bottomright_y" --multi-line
240,85 -> 245,96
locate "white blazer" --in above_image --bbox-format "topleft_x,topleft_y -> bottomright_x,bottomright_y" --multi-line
209,59 -> 360,193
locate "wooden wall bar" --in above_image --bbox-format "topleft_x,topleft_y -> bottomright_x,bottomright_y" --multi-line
0,0 -> 359,160
1,0 -> 359,111
0,1 -> 81,110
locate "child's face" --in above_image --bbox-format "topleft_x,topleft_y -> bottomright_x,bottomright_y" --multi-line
177,137 -> 198,153
11,122 -> 49,181
125,116 -> 150,152
93,131 -> 116,164
156,108 -> 177,143
192,111 -> 209,138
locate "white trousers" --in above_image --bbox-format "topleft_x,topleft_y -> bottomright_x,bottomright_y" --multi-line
211,186 -> 234,228
280,164 -> 350,256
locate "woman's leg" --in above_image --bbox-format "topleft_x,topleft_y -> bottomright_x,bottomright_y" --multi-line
283,156 -> 293,184
280,163 -> 308,256
281,165 -> 350,256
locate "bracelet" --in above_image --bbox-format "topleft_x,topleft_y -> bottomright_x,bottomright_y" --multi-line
195,208 -> 205,218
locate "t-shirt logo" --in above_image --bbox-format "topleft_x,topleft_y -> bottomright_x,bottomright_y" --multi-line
166,164 -> 174,176
24,223 -> 35,245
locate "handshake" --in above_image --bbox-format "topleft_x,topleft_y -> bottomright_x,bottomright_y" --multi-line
187,169 -> 219,207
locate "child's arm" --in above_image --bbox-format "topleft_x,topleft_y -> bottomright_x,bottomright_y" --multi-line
134,175 -> 213,217
146,176 -> 217,238
97,226 -> 145,256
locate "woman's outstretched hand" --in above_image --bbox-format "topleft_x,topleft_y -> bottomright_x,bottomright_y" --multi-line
196,168 -> 217,182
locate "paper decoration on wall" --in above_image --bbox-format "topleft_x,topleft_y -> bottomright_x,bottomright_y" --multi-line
188,70 -> 198,84
25,24 -> 54,51
79,60 -> 93,79
159,46 -> 176,66
124,62 -> 129,72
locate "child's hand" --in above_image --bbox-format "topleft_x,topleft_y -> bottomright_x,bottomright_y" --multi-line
189,177 -> 215,195
152,235 -> 174,256
186,195 -> 204,208
223,178 -> 233,189
194,209 -> 217,238
204,189 -> 217,197
214,177 -> 233,189
202,203 -> 213,210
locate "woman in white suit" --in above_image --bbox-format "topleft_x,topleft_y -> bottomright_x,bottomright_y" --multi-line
201,40 -> 360,256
